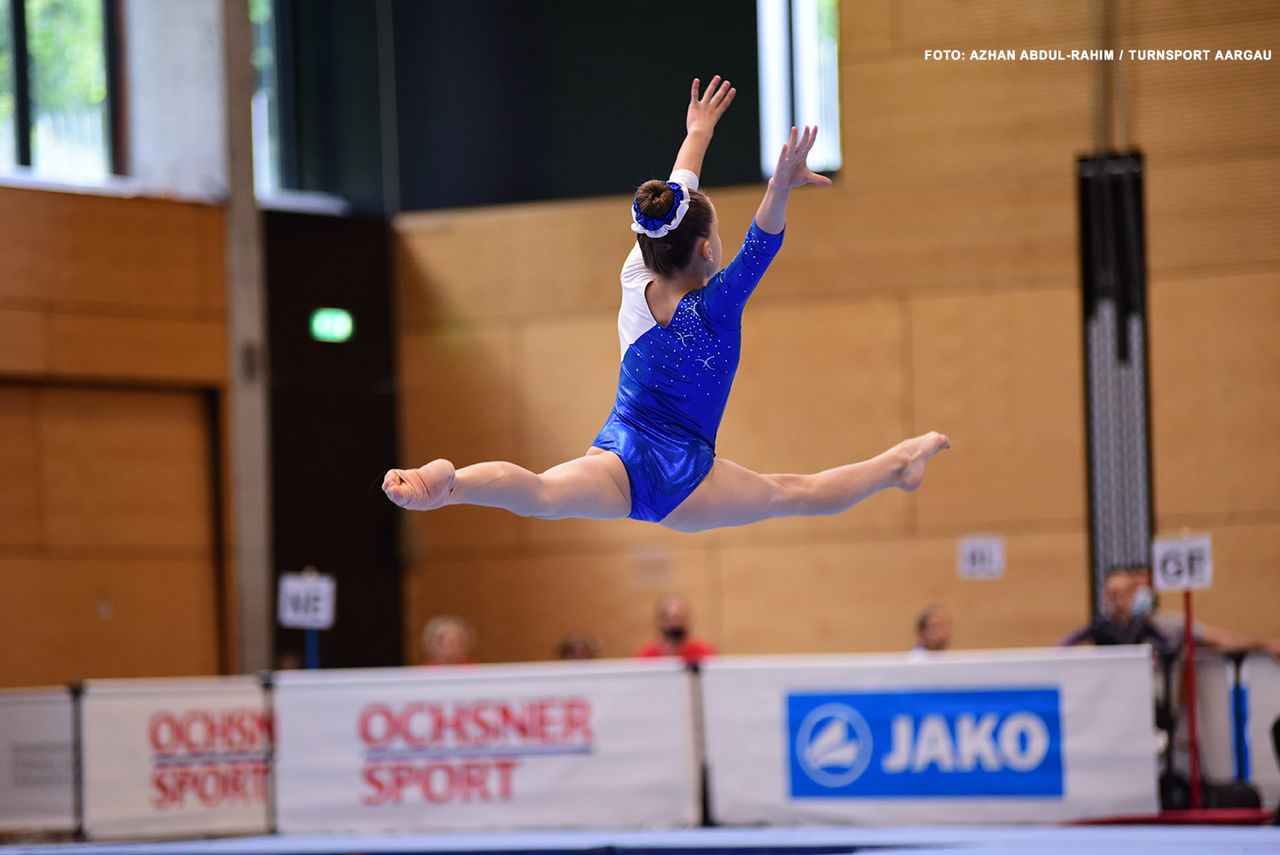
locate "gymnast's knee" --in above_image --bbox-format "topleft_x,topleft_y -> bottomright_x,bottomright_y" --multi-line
766,473 -> 817,513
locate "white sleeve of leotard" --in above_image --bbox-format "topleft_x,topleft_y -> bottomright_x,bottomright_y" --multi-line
616,168 -> 703,357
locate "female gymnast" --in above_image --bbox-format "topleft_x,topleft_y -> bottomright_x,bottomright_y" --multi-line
383,76 -> 949,533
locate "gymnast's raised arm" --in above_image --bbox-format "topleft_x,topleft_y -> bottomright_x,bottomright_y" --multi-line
672,76 -> 736,181
697,126 -> 831,328
754,125 -> 833,235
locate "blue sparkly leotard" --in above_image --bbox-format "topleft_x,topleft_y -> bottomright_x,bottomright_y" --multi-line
592,169 -> 784,522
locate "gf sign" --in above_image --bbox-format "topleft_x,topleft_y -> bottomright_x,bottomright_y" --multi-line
1151,534 -> 1213,593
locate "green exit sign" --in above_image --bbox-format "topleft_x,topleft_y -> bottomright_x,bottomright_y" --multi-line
310,308 -> 354,343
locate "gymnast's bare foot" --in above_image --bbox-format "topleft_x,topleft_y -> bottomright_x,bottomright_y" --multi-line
891,431 -> 950,492
383,459 -> 456,510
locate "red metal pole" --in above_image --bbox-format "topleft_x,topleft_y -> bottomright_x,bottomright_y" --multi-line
1184,590 -> 1202,810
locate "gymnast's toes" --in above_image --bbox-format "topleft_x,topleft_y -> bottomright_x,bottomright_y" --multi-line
894,432 -> 949,493
384,459 -> 456,511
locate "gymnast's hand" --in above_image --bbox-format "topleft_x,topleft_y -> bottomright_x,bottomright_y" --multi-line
771,125 -> 833,190
687,75 -> 736,137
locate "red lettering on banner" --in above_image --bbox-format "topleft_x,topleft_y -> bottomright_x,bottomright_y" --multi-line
360,759 -> 523,806
150,762 -> 269,810
354,696 -> 592,807
147,706 -> 272,811
148,708 -> 272,756
355,697 -> 593,750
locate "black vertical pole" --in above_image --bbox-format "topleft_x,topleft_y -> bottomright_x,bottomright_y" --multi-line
70,682 -> 85,840
1078,152 -> 1153,617
102,0 -> 125,174
11,0 -> 32,166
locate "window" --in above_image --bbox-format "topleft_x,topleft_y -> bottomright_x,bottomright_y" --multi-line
0,0 -> 13,169
250,0 -> 280,196
758,0 -> 842,178
3,0 -> 115,181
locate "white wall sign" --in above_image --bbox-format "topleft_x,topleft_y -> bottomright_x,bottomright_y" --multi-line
957,536 -> 1005,580
1152,534 -> 1213,592
278,572 -> 337,629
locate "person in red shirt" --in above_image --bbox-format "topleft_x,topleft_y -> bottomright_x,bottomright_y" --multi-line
636,594 -> 716,665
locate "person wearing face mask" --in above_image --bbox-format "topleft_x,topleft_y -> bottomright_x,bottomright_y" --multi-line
1127,565 -> 1280,658
1060,568 -> 1176,655
636,593 -> 716,665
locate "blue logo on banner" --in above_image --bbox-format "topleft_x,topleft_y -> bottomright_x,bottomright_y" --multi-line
787,688 -> 1063,798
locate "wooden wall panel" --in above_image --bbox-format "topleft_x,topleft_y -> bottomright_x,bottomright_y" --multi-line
518,314 -> 622,471
396,198 -> 636,327
0,557 -> 219,687
841,50 -> 1092,191
0,388 -> 43,548
899,0 -> 1092,49
911,288 -> 1086,528
398,326 -> 526,556
1123,0 -> 1280,35
1146,158 -> 1280,277
0,184 -> 229,686
1129,20 -> 1280,165
715,296 -> 910,540
718,531 -> 1089,654
841,0 -> 894,58
39,388 -> 213,553
770,174 -> 1076,299
1149,271 -> 1280,518
0,309 -> 49,374
0,188 -> 224,316
0,189 -> 226,385
404,546 -> 717,664
48,314 -> 226,384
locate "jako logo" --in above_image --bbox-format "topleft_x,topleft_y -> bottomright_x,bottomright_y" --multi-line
794,703 -> 874,787
787,688 -> 1063,798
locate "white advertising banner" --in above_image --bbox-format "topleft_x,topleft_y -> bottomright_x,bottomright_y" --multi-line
1188,654 -> 1236,783
0,688 -> 75,832
81,676 -> 270,839
1244,654 -> 1280,805
702,647 -> 1159,824
274,660 -> 697,832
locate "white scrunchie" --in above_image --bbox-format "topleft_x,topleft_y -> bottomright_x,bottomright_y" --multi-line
630,181 -> 691,238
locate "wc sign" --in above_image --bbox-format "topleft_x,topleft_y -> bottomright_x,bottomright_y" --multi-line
1151,533 -> 1213,593
787,688 -> 1063,798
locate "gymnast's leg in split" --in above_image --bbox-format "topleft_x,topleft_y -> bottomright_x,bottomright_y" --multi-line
382,430 -> 950,533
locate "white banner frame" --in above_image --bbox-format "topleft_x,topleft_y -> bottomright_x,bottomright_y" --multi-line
273,660 -> 698,833
0,687 -> 76,832
81,676 -> 271,840
702,647 -> 1159,825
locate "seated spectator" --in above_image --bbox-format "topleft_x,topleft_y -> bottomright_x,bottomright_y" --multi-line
1061,568 -> 1175,655
1127,565 -> 1280,658
421,615 -> 476,666
557,632 -> 603,660
636,594 -> 715,665
911,604 -> 952,653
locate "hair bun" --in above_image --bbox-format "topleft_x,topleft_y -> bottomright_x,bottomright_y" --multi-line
636,179 -> 675,219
